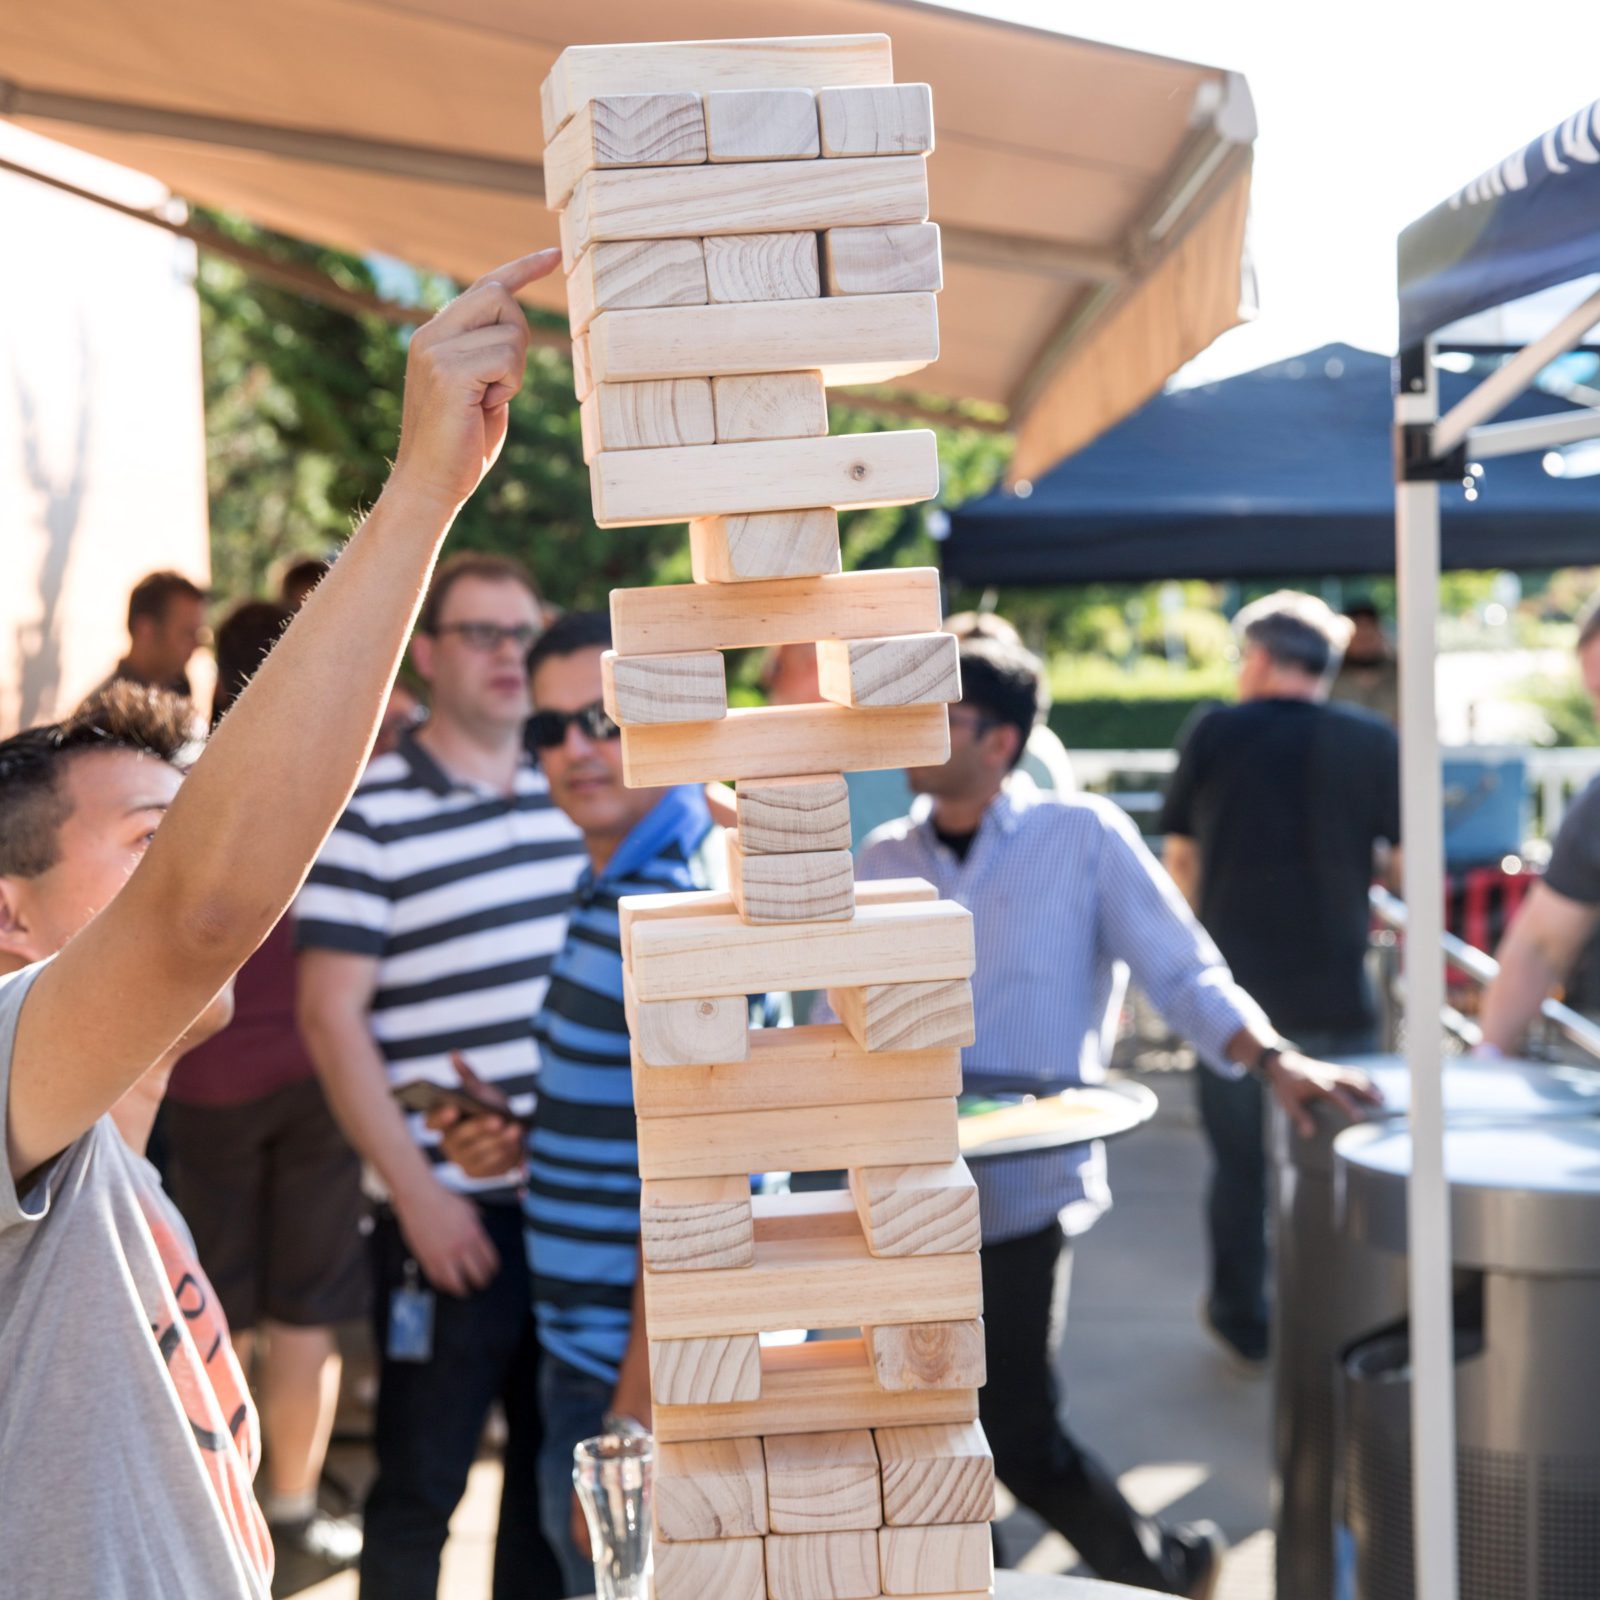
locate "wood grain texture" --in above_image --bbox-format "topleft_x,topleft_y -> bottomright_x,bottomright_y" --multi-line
619,702 -> 949,788
571,331 -> 594,401
581,379 -> 715,461
543,92 -> 706,211
728,830 -> 855,924
629,897 -> 973,1003
567,237 -> 708,337
652,1533 -> 766,1600
823,224 -> 943,296
829,979 -> 976,1053
611,567 -> 942,657
816,633 -> 961,708
650,1332 -> 762,1405
586,292 -> 938,389
640,1175 -> 755,1273
705,233 -> 822,303
636,1096 -> 959,1184
566,155 -> 927,258
865,1319 -> 988,1393
691,509 -> 842,582
764,1430 -> 883,1534
632,1025 -> 962,1122
765,1530 -> 881,1600
601,648 -> 726,726
590,430 -> 938,527
849,1159 -> 981,1257
620,877 -> 935,950
655,1436 -> 769,1543
751,1189 -> 861,1245
653,1337 -> 978,1444
626,981 -> 749,1069
711,372 -> 828,441
874,1422 -> 996,1527
539,36 -> 893,143
818,84 -> 935,158
704,87 -> 820,162
878,1523 -> 993,1595
736,774 -> 851,854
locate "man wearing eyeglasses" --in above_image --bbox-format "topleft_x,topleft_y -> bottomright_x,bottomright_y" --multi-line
296,551 -> 586,1598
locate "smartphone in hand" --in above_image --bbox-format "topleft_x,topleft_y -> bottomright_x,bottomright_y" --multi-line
392,1078 -> 533,1129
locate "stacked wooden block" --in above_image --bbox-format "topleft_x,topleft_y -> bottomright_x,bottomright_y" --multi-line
542,35 -> 992,1600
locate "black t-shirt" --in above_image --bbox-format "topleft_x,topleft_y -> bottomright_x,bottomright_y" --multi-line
1160,698 -> 1401,1035
1545,774 -> 1600,906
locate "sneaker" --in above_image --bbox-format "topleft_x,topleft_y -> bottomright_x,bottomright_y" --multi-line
1197,1296 -> 1268,1377
1166,1518 -> 1227,1600
268,1510 -> 363,1596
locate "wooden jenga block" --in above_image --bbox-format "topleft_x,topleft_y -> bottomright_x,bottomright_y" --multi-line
751,1189 -> 861,1245
822,224 -> 943,297
567,238 -> 709,337
816,634 -> 961,708
728,830 -> 855,924
655,1437 -> 770,1542
849,1159 -> 981,1257
705,87 -> 821,161
691,509 -> 841,582
817,85 -> 935,158
829,980 -> 975,1053
539,36 -> 895,144
543,92 -> 707,211
633,1026 -> 962,1122
865,1320 -> 987,1393
601,648 -> 726,726
571,331 -> 594,400
629,897 -> 973,1002
637,1096 -> 958,1183
625,976 -> 749,1068
621,877 -> 935,948
587,294 -> 938,388
705,234 -> 823,304
580,380 -> 716,461
654,1337 -> 978,1445
650,1333 -> 762,1405
878,1524 -> 992,1594
766,1530 -> 881,1600
641,1175 -> 756,1272
764,1430 -> 883,1534
711,372 -> 829,441
611,567 -> 941,657
565,155 -> 927,259
652,1533 -> 766,1600
736,774 -> 852,854
874,1422 -> 996,1527
558,202 -> 579,277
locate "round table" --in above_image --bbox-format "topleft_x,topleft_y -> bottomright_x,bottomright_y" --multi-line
579,1573 -> 1164,1599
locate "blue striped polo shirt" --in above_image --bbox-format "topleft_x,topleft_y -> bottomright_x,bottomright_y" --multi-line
524,783 -> 714,1383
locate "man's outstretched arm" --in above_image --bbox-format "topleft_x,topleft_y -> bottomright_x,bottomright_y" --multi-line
7,249 -> 561,1181
1480,882 -> 1600,1053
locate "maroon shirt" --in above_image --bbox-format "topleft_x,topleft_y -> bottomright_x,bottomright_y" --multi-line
165,919 -> 315,1107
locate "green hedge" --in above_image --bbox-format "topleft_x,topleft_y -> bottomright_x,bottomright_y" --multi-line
1048,695 -> 1222,752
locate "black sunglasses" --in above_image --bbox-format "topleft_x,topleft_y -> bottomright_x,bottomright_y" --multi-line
526,701 -> 621,750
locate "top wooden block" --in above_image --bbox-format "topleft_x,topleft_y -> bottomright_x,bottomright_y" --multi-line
543,92 -> 706,211
540,35 -> 895,143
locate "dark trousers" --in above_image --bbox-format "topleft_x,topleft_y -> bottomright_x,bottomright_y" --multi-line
980,1221 -> 1180,1589
360,1204 -> 563,1600
1198,1026 -> 1378,1347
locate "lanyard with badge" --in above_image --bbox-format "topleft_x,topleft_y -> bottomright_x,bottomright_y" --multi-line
388,1258 -> 435,1362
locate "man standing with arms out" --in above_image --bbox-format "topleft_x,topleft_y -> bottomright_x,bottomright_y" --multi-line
296,550 -> 586,1598
0,247 -> 560,1599
826,630 -> 1377,1599
1162,592 -> 1400,1371
105,569 -> 209,697
436,612 -> 720,1594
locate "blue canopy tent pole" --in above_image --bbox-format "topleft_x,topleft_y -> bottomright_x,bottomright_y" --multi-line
1398,98 -> 1600,1600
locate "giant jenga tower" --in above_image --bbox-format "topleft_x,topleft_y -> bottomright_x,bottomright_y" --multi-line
540,36 -> 993,1600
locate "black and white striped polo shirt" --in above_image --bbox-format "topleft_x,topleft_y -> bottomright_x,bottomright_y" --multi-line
296,729 -> 586,1202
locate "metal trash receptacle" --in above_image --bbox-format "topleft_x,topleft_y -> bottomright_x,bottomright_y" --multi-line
1336,1117 -> 1600,1600
1271,1058 -> 1600,1600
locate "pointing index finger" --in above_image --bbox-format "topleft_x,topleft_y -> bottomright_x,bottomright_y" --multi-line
469,248 -> 562,296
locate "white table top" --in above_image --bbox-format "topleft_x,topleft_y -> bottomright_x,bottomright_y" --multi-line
579,1572 -> 1167,1600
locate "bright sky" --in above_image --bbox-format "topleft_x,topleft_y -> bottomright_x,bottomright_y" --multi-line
949,0 -> 1600,381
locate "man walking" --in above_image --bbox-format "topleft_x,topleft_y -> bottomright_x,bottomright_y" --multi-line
1162,592 -> 1400,1368
824,630 -> 1377,1599
296,553 -> 586,1597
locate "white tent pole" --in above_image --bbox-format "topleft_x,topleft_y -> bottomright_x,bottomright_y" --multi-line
1466,404 -> 1600,459
1396,350 -> 1460,1600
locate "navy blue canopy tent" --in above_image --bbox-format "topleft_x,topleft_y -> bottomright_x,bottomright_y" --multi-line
941,342 -> 1599,585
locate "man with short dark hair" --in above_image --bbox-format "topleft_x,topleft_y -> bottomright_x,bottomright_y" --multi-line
1329,597 -> 1399,724
107,569 -> 209,698
820,630 -> 1378,1599
1162,591 -> 1399,1369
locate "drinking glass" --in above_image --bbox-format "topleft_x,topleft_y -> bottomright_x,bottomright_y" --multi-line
573,1432 -> 653,1600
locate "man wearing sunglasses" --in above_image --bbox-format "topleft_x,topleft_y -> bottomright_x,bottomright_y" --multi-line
296,551 -> 586,1597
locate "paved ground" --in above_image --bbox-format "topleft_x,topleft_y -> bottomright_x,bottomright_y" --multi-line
301,1064 -> 1275,1600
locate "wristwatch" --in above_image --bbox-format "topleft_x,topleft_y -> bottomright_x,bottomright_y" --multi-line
1250,1043 -> 1284,1080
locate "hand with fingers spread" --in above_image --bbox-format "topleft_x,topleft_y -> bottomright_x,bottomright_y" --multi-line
1268,1050 -> 1384,1138
425,1051 -> 526,1181
390,248 -> 562,512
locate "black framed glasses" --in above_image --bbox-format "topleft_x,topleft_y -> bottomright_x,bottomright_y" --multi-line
526,702 -> 621,750
432,621 -> 541,653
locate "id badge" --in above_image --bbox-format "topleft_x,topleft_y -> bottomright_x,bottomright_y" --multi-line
387,1260 -> 435,1363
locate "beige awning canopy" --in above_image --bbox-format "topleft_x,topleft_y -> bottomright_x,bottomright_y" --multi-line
0,0 -> 1255,479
